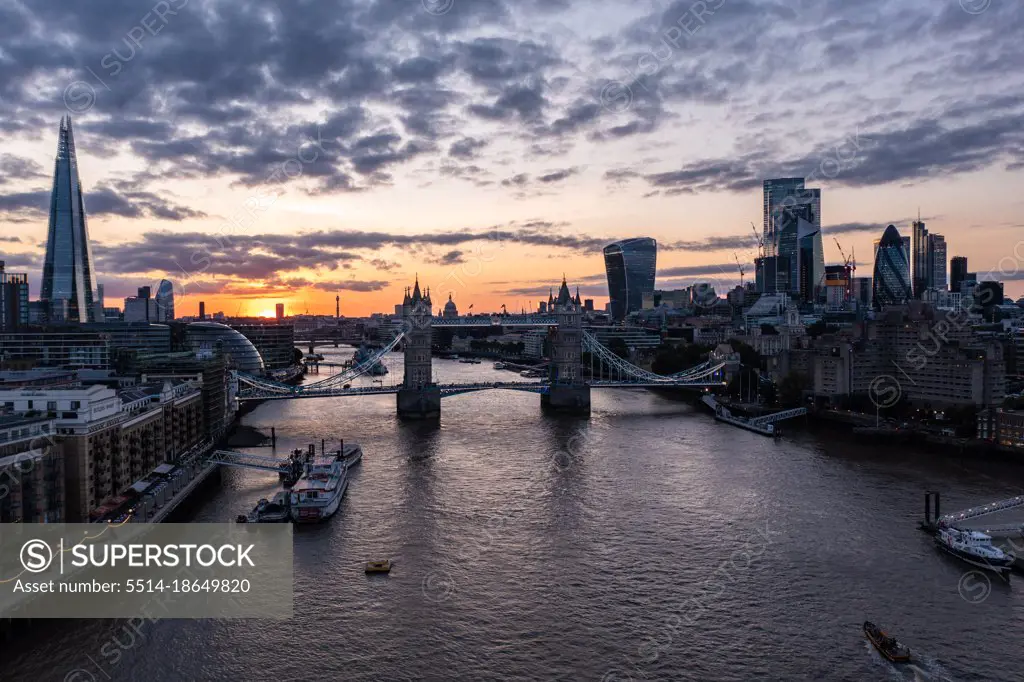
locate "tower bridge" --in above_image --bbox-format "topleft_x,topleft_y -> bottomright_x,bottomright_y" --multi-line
236,277 -> 728,417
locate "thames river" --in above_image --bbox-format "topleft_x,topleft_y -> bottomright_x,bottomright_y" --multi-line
4,348 -> 1024,681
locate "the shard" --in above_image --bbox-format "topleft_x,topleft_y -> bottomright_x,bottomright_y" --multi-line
41,115 -> 98,322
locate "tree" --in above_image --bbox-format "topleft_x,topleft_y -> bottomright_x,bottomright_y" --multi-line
778,371 -> 809,407
608,337 -> 630,359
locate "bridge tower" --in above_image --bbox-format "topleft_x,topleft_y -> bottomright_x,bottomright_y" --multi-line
542,276 -> 590,414
397,277 -> 441,419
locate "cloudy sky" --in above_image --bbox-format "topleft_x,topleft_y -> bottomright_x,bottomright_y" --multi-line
1,0 -> 1023,316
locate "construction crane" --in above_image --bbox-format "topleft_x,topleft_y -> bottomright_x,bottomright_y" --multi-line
833,238 -> 856,276
734,253 -> 746,287
750,222 -> 764,258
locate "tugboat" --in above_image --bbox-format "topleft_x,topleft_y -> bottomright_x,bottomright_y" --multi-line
863,621 -> 911,663
239,491 -> 291,523
935,524 -> 1015,573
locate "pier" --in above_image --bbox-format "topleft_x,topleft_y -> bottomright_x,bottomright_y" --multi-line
920,491 -> 1024,573
701,395 -> 806,436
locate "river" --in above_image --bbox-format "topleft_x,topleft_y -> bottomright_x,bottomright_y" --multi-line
3,347 -> 1023,681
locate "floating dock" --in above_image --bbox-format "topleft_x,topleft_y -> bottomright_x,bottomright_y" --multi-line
701,395 -> 806,437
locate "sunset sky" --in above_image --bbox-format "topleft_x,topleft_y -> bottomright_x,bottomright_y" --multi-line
1,0 -> 1023,317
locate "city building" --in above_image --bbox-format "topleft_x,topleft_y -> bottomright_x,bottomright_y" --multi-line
155,279 -> 175,322
124,286 -> 159,323
604,237 -> 657,321
977,409 -> 1024,447
0,380 -> 205,521
0,261 -> 29,331
185,322 -> 265,373
912,219 -> 928,297
824,265 -> 852,308
0,414 -> 64,522
872,225 -> 912,308
0,328 -> 109,369
199,301 -> 206,320
275,303 -> 285,320
85,322 -> 172,356
40,116 -> 99,323
801,303 -> 1004,407
929,234 -> 947,292
950,256 -> 969,295
442,294 -> 459,318
230,322 -> 295,370
95,282 -> 105,322
761,179 -> 823,302
911,219 -> 948,296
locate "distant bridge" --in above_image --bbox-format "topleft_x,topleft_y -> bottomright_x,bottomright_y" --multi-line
235,280 -> 733,416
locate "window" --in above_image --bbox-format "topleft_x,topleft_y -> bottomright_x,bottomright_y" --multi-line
70,401 -> 81,409
27,400 -> 33,410
47,401 -> 57,411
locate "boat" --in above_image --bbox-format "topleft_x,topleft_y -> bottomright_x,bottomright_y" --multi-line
289,443 -> 363,523
935,524 -> 1015,573
365,559 -> 392,574
280,448 -> 307,487
241,491 -> 291,523
493,362 -> 506,370
352,345 -> 388,375
863,621 -> 911,663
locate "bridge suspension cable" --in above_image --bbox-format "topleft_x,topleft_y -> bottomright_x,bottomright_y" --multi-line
236,331 -> 406,396
581,332 -> 724,384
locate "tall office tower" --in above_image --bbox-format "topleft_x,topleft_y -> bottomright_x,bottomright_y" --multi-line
41,116 -> 98,322
275,303 -> 285,320
335,295 -> 340,318
873,225 -> 912,309
912,219 -> 929,297
927,234 -> 947,292
94,282 -> 105,322
603,237 -> 657,321
0,261 -> 30,331
763,178 -> 821,255
155,279 -> 175,322
950,256 -> 968,295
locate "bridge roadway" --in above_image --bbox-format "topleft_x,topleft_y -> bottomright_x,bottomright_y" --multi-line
238,378 -> 725,401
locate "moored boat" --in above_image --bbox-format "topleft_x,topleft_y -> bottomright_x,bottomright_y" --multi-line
289,443 -> 363,523
863,621 -> 911,663
935,524 -> 1015,573
242,491 -> 291,523
365,559 -> 392,574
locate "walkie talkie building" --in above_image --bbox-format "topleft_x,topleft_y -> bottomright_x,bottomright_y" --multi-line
604,237 -> 657,321
41,115 -> 98,323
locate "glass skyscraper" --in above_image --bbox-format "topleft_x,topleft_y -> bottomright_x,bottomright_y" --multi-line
763,179 -> 823,302
41,116 -> 98,323
604,238 -> 657,321
872,225 -> 912,308
156,279 -> 176,322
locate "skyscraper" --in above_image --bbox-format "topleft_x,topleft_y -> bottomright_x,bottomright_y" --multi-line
873,225 -> 912,309
950,256 -> 968,295
762,178 -> 823,302
155,279 -> 175,322
911,219 -> 929,298
928,234 -> 947,292
604,238 -> 657,321
41,116 -> 98,323
0,261 -> 29,331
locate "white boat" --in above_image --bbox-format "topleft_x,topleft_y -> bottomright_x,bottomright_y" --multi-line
289,443 -> 362,523
935,525 -> 1015,573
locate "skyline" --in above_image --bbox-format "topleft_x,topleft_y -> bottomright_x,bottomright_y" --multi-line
2,1 -> 1024,316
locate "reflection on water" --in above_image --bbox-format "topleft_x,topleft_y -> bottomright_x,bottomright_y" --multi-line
3,348 -> 1023,681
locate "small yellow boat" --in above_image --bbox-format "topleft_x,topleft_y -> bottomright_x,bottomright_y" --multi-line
365,559 -> 392,574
